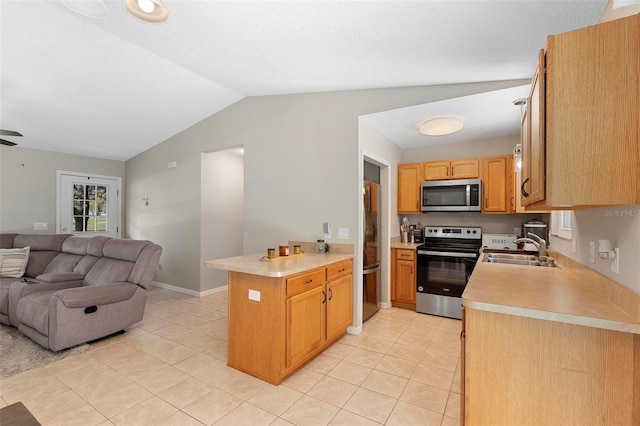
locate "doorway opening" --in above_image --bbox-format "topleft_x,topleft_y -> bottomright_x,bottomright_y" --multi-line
200,147 -> 244,293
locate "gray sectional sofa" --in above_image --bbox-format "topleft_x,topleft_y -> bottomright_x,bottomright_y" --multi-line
0,233 -> 162,351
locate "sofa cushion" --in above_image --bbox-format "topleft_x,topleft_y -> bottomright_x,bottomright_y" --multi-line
61,236 -> 91,255
0,247 -> 30,278
103,239 -> 151,262
87,236 -> 111,257
0,234 -> 17,249
83,258 -> 134,286
13,234 -> 70,252
16,289 -> 58,337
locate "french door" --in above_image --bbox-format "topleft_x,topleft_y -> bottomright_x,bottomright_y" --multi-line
57,172 -> 121,238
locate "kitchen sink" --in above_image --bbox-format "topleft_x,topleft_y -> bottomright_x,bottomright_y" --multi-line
484,253 -> 538,261
482,252 -> 557,267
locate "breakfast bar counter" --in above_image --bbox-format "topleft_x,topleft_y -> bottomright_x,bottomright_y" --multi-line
206,248 -> 354,385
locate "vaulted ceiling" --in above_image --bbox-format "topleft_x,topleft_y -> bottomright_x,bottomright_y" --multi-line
0,1 -> 607,160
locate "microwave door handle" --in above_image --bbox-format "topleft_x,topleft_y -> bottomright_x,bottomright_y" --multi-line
466,185 -> 471,207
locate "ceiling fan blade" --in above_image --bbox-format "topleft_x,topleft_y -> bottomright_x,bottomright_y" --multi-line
0,138 -> 18,146
0,129 -> 23,137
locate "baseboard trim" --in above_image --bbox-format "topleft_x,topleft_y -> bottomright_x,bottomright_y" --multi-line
151,281 -> 228,298
347,325 -> 362,335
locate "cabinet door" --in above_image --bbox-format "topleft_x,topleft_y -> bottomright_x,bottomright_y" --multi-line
286,285 -> 325,367
423,161 -> 450,181
451,159 -> 479,179
395,259 -> 416,304
398,164 -> 421,213
482,156 -> 508,213
522,49 -> 546,206
326,275 -> 352,341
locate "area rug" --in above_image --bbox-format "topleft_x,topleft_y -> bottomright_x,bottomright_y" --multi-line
0,325 -> 92,379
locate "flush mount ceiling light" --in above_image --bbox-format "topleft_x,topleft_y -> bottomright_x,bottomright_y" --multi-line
123,0 -> 168,23
418,117 -> 464,136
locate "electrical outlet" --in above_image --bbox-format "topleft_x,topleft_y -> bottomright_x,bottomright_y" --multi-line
611,248 -> 620,274
589,241 -> 595,263
33,222 -> 48,231
248,289 -> 260,302
572,235 -> 577,253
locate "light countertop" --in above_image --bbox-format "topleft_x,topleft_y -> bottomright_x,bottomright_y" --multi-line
205,252 -> 353,278
462,252 -> 640,334
390,236 -> 422,250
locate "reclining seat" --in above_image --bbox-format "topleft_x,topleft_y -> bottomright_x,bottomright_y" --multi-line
7,236 -> 107,327
14,238 -> 162,351
0,233 -> 71,325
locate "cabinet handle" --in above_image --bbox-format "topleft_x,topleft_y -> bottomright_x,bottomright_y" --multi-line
322,290 -> 326,304
416,200 -> 419,209
521,177 -> 530,198
338,268 -> 345,273
484,198 -> 488,209
510,196 -> 514,207
304,279 -> 313,284
447,166 -> 450,177
328,288 -> 333,301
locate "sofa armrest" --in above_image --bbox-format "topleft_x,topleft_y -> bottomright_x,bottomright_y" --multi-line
54,283 -> 138,308
36,272 -> 85,283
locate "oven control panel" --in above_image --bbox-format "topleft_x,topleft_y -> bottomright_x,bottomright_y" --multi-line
424,226 -> 482,239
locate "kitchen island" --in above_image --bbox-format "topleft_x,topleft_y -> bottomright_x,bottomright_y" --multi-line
461,251 -> 640,425
205,248 -> 353,385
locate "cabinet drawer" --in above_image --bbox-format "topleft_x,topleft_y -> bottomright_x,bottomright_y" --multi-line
286,268 -> 325,296
396,250 -> 415,261
326,260 -> 352,281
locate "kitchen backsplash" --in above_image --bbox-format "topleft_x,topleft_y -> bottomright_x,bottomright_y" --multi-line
397,212 -> 549,237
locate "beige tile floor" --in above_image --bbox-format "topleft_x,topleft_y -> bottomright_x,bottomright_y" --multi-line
0,286 -> 462,426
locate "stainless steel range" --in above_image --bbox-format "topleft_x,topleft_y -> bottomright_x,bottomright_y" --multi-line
416,226 -> 482,320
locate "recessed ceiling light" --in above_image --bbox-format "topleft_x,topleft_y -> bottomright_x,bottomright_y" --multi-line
123,0 -> 168,23
418,117 -> 464,136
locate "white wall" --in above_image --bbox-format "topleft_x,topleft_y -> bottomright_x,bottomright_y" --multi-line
551,207 -> 640,292
125,80 -> 526,292
0,146 -> 125,233
200,150 -> 244,292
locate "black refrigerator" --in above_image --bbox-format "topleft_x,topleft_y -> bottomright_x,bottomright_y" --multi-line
363,161 -> 381,322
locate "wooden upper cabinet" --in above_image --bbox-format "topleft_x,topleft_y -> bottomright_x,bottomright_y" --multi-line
482,155 -> 515,214
423,159 -> 479,181
525,14 -> 640,208
397,163 -> 422,213
521,49 -> 546,207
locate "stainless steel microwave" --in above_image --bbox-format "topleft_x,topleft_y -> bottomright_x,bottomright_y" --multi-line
420,178 -> 482,212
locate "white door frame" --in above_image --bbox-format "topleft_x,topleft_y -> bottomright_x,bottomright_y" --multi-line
56,170 -> 122,238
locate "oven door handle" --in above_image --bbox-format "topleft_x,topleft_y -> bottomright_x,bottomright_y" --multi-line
418,250 -> 478,259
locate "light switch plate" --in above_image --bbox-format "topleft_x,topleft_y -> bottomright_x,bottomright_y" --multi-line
611,248 -> 620,274
338,228 -> 349,239
33,222 -> 48,231
571,235 -> 577,253
589,241 -> 595,263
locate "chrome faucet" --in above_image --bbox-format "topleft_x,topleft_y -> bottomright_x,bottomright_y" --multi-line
514,232 -> 548,257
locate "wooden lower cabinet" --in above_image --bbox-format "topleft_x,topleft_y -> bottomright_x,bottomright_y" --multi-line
286,284 -> 325,367
463,307 -> 639,425
229,260 -> 353,385
391,249 -> 416,309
